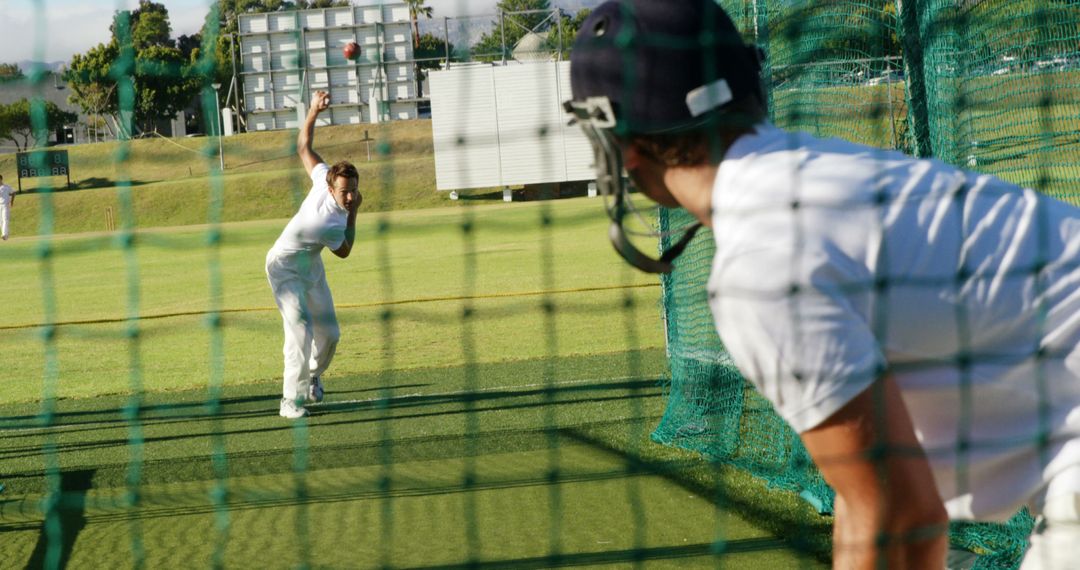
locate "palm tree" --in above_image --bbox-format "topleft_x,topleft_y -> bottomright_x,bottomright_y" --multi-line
405,0 -> 433,48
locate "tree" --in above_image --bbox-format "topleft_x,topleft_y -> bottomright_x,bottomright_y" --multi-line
176,33 -> 203,61
132,1 -> 174,49
134,44 -> 202,132
294,0 -> 352,7
406,0 -> 434,49
111,1 -> 173,49
556,8 -> 591,56
66,6 -> 202,136
222,0 -> 349,11
415,32 -> 454,72
414,32 -> 456,96
65,41 -> 121,136
471,0 -> 553,61
0,99 -> 78,150
0,63 -> 23,82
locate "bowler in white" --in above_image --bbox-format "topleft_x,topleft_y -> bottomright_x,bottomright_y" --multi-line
266,90 -> 361,419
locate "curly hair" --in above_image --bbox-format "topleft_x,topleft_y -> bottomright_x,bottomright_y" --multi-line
630,95 -> 767,167
326,161 -> 359,185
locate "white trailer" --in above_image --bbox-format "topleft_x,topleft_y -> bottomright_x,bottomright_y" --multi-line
428,61 -> 595,200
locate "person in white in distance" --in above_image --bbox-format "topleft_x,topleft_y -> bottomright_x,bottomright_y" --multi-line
0,174 -> 14,241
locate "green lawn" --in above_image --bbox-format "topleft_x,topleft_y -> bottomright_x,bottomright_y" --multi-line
11,67 -> 1077,565
0,350 -> 827,568
1,199 -> 668,402
0,119 -> 482,236
0,196 -> 830,568
5,50 -> 1078,568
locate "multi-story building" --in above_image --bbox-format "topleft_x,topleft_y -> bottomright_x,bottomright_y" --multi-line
238,3 -> 419,131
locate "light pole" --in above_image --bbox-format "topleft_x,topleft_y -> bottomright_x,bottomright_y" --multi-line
212,83 -> 224,171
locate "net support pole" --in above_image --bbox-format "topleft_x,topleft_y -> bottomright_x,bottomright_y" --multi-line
896,0 -> 934,158
751,0 -> 774,123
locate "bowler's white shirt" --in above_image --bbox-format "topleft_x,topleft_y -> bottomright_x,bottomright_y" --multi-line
0,184 -> 13,207
268,163 -> 348,263
708,123 -> 1080,521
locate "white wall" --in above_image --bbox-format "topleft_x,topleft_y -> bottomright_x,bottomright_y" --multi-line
430,65 -> 501,189
429,61 -> 594,191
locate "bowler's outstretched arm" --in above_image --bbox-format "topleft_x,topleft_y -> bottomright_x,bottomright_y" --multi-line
298,90 -> 329,176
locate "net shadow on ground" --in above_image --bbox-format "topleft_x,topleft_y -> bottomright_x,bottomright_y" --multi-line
563,428 -> 833,564
0,359 -> 829,567
0,375 -> 666,496
2,424 -> 821,569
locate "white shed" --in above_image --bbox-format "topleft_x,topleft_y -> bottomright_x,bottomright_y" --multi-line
428,61 -> 595,195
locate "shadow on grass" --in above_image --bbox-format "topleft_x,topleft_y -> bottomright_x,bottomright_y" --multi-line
454,182 -> 595,202
0,382 -> 433,428
17,178 -> 151,192
563,429 -> 833,565
3,418 -> 828,568
406,539 -> 788,570
24,469 -> 95,570
0,354 -> 831,568
0,374 -> 665,495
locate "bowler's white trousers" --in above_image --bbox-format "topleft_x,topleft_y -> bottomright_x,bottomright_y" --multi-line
266,250 -> 340,402
1,203 -> 9,239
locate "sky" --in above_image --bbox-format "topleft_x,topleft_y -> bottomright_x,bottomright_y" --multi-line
0,0 -> 497,64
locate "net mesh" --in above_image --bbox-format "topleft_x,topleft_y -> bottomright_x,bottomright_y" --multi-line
4,2 -> 729,567
653,1 -> 1080,568
2,0 -> 1079,568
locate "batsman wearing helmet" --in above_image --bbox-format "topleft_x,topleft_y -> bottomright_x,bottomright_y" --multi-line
565,2 -> 1080,568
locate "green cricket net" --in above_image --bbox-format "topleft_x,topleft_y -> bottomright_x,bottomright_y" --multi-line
653,1 -> 1080,569
3,2 -> 752,568
3,0 -> 1080,568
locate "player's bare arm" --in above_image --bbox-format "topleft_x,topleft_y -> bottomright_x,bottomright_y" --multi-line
800,376 -> 949,569
331,204 -> 359,259
298,90 -> 330,175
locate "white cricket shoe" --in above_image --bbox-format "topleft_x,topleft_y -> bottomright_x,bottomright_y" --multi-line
279,398 -> 309,419
308,377 -> 324,403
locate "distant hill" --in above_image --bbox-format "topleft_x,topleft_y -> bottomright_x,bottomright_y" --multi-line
16,60 -> 66,74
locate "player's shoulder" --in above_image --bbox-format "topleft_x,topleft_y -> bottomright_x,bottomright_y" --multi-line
309,162 -> 330,185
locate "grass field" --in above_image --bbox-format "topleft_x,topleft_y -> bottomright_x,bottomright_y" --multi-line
1,201 -> 668,401
0,186 -> 829,567
9,65 -> 1077,566
0,119 -> 491,237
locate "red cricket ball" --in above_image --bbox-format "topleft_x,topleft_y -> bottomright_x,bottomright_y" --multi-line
343,41 -> 360,61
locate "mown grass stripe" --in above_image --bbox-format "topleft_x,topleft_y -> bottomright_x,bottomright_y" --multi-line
0,283 -> 660,331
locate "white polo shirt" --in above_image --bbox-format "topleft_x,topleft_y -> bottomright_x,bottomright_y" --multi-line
268,163 -> 348,263
708,123 -> 1080,521
0,183 -> 13,207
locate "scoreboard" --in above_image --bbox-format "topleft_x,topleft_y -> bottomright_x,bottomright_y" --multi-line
16,150 -> 72,190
